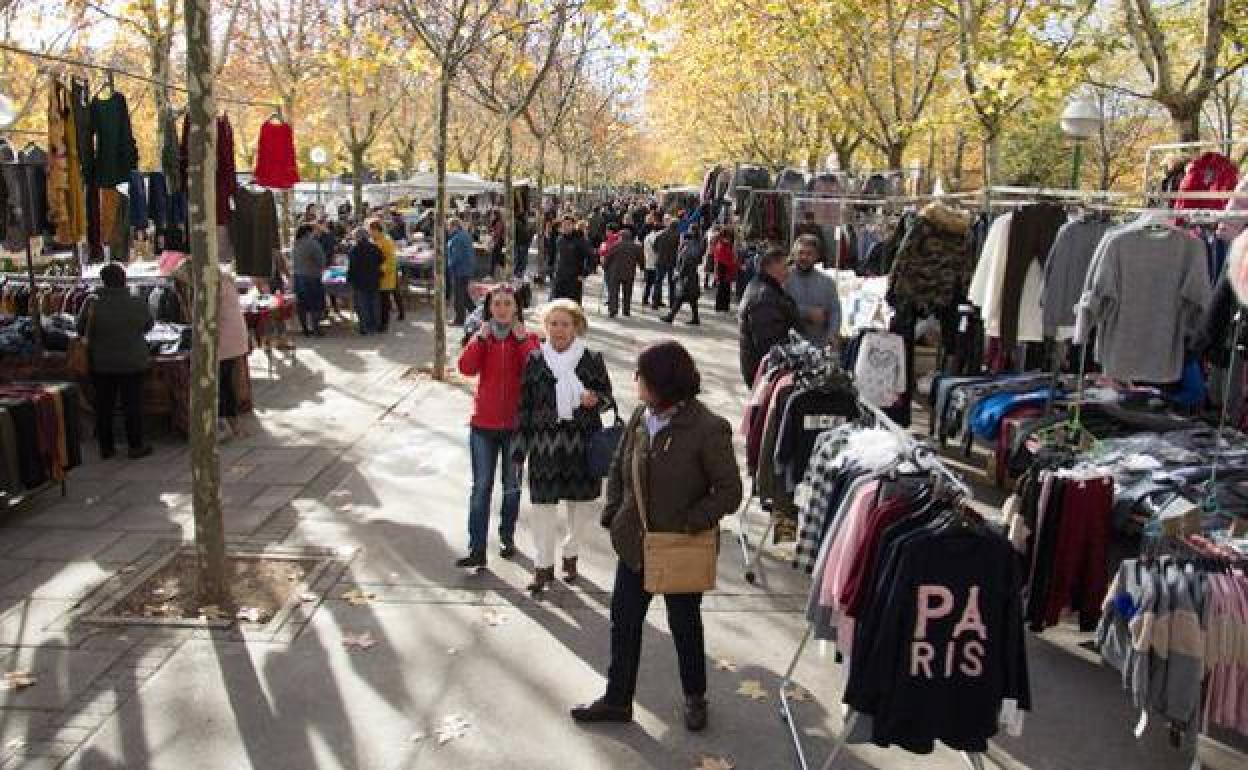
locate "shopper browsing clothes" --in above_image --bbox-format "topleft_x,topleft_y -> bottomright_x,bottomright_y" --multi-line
79,263 -> 154,459
290,224 -> 327,336
571,340 -> 742,731
454,287 -> 541,569
369,218 -> 404,332
447,218 -> 476,326
512,299 -> 612,595
347,227 -> 383,335
738,247 -> 802,387
217,264 -> 251,441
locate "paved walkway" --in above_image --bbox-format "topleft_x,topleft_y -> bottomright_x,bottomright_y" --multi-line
0,279 -> 1202,769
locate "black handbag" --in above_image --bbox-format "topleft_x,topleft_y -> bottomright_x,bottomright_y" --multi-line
588,403 -> 624,478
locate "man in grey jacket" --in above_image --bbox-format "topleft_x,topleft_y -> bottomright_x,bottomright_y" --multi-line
650,218 -> 680,309
783,235 -> 841,348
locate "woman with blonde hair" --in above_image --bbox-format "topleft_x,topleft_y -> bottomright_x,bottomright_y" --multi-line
513,299 -> 613,595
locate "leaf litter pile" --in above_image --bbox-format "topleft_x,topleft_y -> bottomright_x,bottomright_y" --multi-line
111,555 -> 319,624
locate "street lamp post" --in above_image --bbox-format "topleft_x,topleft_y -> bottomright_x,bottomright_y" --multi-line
1060,95 -> 1102,190
309,146 -> 328,214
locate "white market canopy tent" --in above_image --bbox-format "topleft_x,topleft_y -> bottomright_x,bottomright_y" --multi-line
289,173 -> 502,209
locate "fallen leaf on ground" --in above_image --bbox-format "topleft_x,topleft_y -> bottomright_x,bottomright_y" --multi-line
342,589 -> 376,606
693,755 -> 735,770
236,607 -> 264,623
736,680 -> 769,701
5,738 -> 25,750
714,658 -> 738,673
783,684 -> 813,702
198,605 -> 228,621
446,647 -> 458,656
300,592 -> 319,603
343,631 -> 377,651
119,565 -> 138,574
0,672 -> 36,690
329,489 -> 351,498
435,714 -> 471,745
482,609 -> 509,627
84,496 -> 99,505
409,732 -> 425,743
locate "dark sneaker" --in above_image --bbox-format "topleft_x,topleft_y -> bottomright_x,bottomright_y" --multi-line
454,551 -> 487,569
499,539 -> 517,559
684,695 -> 708,731
570,698 -> 632,724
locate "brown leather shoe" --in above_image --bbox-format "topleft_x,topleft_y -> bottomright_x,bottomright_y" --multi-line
570,698 -> 632,724
562,556 -> 578,583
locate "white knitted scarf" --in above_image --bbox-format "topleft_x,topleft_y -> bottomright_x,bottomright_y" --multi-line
541,338 -> 587,420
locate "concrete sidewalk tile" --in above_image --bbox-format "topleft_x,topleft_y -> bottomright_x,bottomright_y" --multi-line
17,503 -> 122,530
103,483 -> 191,507
96,508 -> 188,535
0,558 -> 36,585
239,448 -> 312,466
0,561 -> 116,600
0,599 -> 77,645
0,646 -> 125,710
0,528 -> 49,556
10,530 -> 125,562
92,535 -> 166,566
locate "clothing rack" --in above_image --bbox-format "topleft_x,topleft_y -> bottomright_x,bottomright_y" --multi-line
777,396 -> 983,770
0,41 -> 281,112
1142,139 -> 1248,194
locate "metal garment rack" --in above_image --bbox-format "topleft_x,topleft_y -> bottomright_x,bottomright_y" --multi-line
777,399 -> 984,770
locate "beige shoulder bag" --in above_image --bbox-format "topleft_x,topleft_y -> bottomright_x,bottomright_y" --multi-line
632,424 -> 718,594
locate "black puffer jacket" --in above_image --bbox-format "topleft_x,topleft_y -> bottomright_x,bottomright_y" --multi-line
738,272 -> 801,386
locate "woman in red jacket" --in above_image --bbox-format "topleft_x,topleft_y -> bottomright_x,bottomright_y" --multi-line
455,286 -> 541,569
712,226 -> 738,313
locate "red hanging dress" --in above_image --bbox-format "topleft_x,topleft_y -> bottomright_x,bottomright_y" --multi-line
253,120 -> 300,189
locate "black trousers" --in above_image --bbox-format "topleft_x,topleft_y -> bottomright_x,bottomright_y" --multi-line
605,560 -> 706,707
606,272 -> 634,316
219,358 -> 239,418
714,265 -> 732,312
668,291 -> 700,322
452,276 -> 473,325
380,289 -> 404,329
92,371 -> 144,451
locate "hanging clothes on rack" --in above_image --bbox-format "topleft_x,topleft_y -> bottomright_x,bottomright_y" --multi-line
47,79 -> 81,245
1041,212 -> 1114,340
253,118 -> 299,189
741,190 -> 792,243
1074,221 -> 1212,383
1174,152 -> 1239,211
999,203 -> 1065,351
179,113 -> 238,224
0,139 -> 45,252
789,410 -> 1031,755
229,187 -> 279,278
90,90 -> 139,187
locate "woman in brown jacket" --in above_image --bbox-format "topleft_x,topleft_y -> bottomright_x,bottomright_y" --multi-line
570,340 -> 743,732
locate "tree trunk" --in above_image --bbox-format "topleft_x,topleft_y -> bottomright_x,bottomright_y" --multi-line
557,149 -> 568,206
151,42 -> 172,161
951,129 -> 967,190
184,0 -> 228,607
1168,100 -> 1202,143
534,139 -> 547,212
350,146 -> 366,220
981,134 -> 1000,188
431,68 -> 452,380
502,119 -> 514,278
832,139 -> 855,174
885,141 -> 905,171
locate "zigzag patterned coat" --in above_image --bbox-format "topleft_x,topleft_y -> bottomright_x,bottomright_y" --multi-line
512,348 -> 613,504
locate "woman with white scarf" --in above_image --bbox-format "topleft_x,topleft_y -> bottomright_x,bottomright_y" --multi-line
512,299 -> 613,596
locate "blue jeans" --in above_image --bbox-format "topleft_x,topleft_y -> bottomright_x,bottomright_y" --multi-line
468,427 -> 520,553
353,288 -> 381,333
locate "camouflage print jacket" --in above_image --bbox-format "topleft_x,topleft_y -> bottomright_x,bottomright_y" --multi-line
886,202 -> 973,315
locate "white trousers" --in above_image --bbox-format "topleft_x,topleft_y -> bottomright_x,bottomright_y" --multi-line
529,501 -> 588,568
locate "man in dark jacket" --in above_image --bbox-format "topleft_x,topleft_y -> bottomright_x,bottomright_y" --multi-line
587,206 -> 606,250
79,263 -> 154,459
604,226 -> 642,318
347,227 -> 383,335
650,218 -> 680,309
737,248 -> 801,387
552,215 -> 592,304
